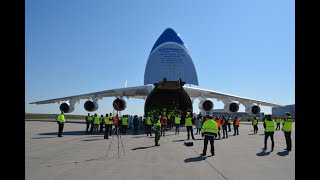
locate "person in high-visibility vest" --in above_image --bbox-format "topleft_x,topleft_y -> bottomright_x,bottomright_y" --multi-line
104,113 -> 110,139
100,115 -> 104,133
227,116 -> 232,132
57,111 -> 65,137
122,115 -> 128,134
185,111 -> 195,140
233,116 -> 240,135
93,114 -> 100,134
146,112 -> 153,136
89,115 -> 95,134
160,113 -> 167,136
174,113 -> 181,135
200,115 -> 218,156
262,114 -> 275,151
221,116 -> 228,138
108,113 -> 113,136
252,116 -> 259,134
113,114 -> 119,136
85,113 -> 91,133
214,116 -> 221,139
282,112 -> 294,151
153,119 -> 161,146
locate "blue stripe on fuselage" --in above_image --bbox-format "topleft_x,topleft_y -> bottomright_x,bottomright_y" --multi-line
150,28 -> 185,54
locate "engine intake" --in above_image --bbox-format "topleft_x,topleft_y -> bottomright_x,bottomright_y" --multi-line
113,98 -> 126,111
245,104 -> 261,115
198,99 -> 213,111
60,102 -> 75,113
84,100 -> 99,112
224,102 -> 239,113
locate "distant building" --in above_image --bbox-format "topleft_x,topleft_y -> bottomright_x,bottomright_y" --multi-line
199,109 -> 264,119
272,104 -> 295,117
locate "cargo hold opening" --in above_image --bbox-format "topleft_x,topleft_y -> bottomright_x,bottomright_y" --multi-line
144,81 -> 192,116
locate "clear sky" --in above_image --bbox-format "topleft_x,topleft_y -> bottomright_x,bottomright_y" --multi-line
25,0 -> 295,116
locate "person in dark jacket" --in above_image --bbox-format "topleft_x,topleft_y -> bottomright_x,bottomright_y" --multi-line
133,115 -> 139,134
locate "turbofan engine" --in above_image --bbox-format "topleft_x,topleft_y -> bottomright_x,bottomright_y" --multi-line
60,102 -> 75,113
84,100 -> 99,112
198,99 -> 214,111
224,102 -> 239,113
113,98 -> 126,111
245,104 -> 261,115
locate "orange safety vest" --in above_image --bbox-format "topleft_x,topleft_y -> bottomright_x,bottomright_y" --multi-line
113,117 -> 118,125
215,119 -> 221,128
221,119 -> 226,126
235,118 -> 240,126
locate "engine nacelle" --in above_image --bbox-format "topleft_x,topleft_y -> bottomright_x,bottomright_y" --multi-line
198,99 -> 213,111
84,100 -> 99,112
245,104 -> 261,116
113,98 -> 126,111
224,102 -> 239,113
60,102 -> 75,113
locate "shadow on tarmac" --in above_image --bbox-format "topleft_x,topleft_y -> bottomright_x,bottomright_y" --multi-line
26,119 -> 85,124
172,139 -> 186,142
248,133 -> 256,135
38,131 -> 100,136
132,146 -> 154,150
184,156 -> 207,163
31,137 -> 57,139
277,150 -> 289,156
256,151 -> 271,156
82,138 -> 103,141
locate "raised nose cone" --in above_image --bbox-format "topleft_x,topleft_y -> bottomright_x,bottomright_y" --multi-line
150,28 -> 185,54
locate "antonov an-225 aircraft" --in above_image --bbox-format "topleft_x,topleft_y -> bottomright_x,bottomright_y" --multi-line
30,28 -> 281,115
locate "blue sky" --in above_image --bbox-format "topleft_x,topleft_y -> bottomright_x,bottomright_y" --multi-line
25,0 -> 295,116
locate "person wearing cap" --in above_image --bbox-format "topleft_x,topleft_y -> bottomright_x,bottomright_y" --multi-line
57,111 -> 65,137
282,112 -> 294,151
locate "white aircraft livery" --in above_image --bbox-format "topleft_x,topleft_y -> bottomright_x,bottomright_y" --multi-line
30,28 -> 282,115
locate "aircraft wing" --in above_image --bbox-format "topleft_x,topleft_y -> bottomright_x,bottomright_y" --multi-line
184,86 -> 282,107
30,85 -> 154,105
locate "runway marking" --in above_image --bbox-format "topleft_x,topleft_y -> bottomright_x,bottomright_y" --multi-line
190,148 -> 229,180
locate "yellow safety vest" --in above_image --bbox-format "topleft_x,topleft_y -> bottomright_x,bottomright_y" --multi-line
282,116 -> 293,132
146,117 -> 152,125
175,116 -> 181,124
104,117 -> 109,124
57,114 -> 65,123
93,116 -> 100,124
122,117 -> 128,125
201,120 -> 218,133
185,117 -> 192,126
265,120 -> 275,132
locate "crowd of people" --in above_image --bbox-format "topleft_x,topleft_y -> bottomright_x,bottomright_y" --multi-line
56,109 -> 294,155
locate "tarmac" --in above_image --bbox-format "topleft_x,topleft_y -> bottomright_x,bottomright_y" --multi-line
25,119 -> 295,180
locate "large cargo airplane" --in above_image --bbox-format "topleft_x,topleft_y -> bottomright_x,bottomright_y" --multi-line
30,28 -> 282,115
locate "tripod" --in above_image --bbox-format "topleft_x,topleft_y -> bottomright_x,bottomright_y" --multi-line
106,109 -> 125,158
